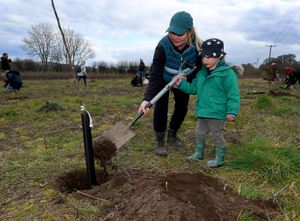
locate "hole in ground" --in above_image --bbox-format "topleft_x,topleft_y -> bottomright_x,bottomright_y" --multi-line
54,169 -> 109,192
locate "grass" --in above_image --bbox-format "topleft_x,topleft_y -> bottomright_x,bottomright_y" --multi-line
38,100 -> 65,112
227,137 -> 300,184
0,78 -> 299,220
253,94 -> 274,109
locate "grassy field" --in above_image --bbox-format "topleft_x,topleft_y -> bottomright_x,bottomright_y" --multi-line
0,77 -> 299,220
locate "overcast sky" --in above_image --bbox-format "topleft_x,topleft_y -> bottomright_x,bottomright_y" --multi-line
1,0 -> 300,66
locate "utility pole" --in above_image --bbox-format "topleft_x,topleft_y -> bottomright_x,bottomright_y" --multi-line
266,44 -> 276,77
254,58 -> 260,76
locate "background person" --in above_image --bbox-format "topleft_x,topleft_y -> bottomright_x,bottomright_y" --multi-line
284,66 -> 300,89
1,53 -> 12,72
76,60 -> 88,87
3,70 -> 23,98
131,74 -> 142,87
174,38 -> 240,168
270,62 -> 279,82
137,58 -> 145,87
138,11 -> 202,156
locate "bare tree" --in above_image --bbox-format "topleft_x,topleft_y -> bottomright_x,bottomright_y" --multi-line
22,23 -> 55,70
49,33 -> 64,72
49,34 -> 63,64
59,28 -> 95,65
22,24 -> 95,70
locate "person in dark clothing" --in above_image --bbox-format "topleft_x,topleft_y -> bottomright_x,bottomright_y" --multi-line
1,53 -> 12,72
137,59 -> 146,86
138,11 -> 202,156
284,66 -> 300,89
3,70 -> 23,97
131,74 -> 142,87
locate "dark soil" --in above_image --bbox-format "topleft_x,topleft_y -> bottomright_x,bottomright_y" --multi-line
54,131 -> 279,220
269,89 -> 295,96
93,138 -> 116,162
54,169 -> 279,221
93,137 -> 117,174
54,169 -> 109,192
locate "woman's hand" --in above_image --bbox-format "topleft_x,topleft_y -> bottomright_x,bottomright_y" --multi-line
138,100 -> 151,115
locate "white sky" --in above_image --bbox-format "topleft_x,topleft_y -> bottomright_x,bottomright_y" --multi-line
1,0 -> 300,66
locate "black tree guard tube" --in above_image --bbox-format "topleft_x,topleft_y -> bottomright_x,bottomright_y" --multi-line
80,106 -> 96,188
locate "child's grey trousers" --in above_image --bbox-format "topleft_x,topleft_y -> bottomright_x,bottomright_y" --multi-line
195,118 -> 226,147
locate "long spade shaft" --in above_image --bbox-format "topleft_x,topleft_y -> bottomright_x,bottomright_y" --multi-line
128,65 -> 197,128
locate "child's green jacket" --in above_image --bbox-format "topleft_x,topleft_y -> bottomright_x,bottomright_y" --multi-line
179,60 -> 240,120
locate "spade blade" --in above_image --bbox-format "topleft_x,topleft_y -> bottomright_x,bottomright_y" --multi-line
100,122 -> 136,149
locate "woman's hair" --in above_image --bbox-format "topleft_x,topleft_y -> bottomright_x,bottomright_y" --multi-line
167,27 -> 202,51
188,27 -> 202,52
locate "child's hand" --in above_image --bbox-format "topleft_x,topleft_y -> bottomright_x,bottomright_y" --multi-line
173,75 -> 186,88
226,114 -> 236,121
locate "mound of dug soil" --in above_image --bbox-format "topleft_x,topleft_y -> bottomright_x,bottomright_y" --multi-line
55,169 -> 279,220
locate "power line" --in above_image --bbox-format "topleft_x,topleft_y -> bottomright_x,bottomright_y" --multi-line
275,13 -> 299,44
270,9 -> 291,39
273,9 -> 300,44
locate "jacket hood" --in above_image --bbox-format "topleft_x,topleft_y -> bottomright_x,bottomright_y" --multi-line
231,64 -> 244,76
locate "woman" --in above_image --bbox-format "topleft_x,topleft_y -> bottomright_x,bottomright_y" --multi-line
138,11 -> 202,156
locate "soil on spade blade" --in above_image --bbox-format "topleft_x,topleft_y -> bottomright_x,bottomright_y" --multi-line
55,168 -> 279,221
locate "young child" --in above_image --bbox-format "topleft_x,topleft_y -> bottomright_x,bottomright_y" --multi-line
174,38 -> 240,168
